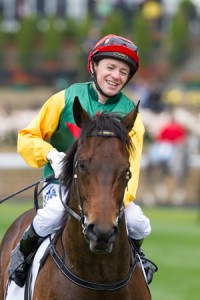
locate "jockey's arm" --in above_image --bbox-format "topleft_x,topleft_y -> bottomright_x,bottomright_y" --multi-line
123,113 -> 145,206
17,90 -> 65,168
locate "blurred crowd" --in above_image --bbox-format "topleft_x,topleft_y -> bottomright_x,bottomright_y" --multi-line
126,77 -> 200,205
0,81 -> 200,206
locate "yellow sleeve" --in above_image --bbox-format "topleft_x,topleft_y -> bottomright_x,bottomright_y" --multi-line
123,113 -> 145,206
17,90 -> 65,168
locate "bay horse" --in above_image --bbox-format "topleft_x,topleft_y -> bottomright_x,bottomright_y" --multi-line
0,97 -> 151,300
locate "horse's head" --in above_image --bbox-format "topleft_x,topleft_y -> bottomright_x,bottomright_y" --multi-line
61,97 -> 139,254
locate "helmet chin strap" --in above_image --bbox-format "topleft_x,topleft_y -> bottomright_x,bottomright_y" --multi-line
91,62 -> 110,98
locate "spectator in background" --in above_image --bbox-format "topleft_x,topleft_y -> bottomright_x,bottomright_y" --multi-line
131,77 -> 165,112
143,78 -> 165,112
147,113 -> 188,203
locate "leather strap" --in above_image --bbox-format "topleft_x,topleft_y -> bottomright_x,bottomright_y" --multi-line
50,243 -> 138,291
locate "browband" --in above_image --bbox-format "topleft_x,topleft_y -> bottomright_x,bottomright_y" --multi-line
89,129 -> 118,138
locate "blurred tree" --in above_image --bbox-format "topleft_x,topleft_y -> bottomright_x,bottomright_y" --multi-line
0,24 -> 5,68
132,11 -> 152,67
63,17 -> 79,40
101,11 -> 126,36
40,16 -> 63,61
179,0 -> 197,22
76,15 -> 93,41
168,10 -> 189,66
15,17 -> 38,70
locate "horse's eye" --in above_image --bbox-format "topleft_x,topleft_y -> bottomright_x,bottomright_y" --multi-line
78,160 -> 85,171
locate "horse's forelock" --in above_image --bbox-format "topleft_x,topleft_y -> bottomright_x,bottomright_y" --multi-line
81,112 -> 132,150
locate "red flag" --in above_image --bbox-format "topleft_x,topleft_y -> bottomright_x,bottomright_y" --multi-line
66,122 -> 81,139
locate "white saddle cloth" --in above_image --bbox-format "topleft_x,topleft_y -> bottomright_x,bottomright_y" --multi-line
5,238 -> 50,300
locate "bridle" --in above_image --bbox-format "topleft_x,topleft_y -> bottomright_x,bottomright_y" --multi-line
49,129 -> 138,291
59,129 -> 130,234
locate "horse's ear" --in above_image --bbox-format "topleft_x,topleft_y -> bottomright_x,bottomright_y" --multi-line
121,101 -> 140,132
73,96 -> 91,128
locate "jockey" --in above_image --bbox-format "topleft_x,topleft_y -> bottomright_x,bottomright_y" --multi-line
8,34 -> 156,287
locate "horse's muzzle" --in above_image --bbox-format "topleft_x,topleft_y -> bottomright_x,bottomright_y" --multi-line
85,222 -> 118,254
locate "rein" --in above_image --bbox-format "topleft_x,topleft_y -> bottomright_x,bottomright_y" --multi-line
0,175 -> 54,205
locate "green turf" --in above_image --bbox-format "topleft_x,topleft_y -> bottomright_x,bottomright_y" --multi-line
0,204 -> 200,299
0,200 -> 32,239
143,207 -> 200,300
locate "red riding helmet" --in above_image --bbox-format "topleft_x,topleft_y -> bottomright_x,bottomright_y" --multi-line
88,34 -> 139,78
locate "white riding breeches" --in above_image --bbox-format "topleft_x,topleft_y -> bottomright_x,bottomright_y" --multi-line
33,184 -> 66,237
33,183 -> 151,240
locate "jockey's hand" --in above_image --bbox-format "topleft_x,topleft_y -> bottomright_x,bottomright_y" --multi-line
46,149 -> 66,179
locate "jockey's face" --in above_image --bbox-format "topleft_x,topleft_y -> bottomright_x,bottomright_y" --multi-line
92,58 -> 130,102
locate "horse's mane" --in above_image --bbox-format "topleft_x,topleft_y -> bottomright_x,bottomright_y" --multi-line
60,111 -> 133,192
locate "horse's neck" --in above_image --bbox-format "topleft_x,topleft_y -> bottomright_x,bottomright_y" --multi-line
61,217 -> 131,283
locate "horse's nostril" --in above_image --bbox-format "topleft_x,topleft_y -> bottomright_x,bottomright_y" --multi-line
113,225 -> 118,236
86,223 -> 118,244
86,223 -> 97,241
